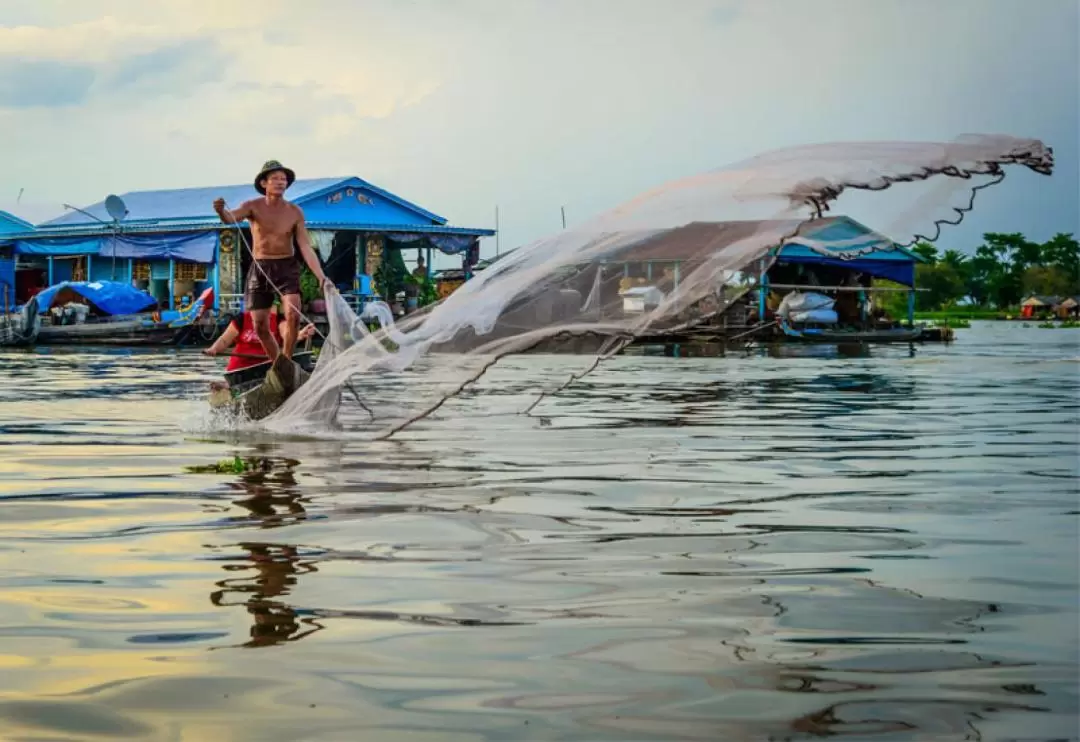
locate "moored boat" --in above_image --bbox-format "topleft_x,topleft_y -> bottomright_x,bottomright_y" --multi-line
28,280 -> 214,346
0,300 -> 40,346
777,317 -> 923,343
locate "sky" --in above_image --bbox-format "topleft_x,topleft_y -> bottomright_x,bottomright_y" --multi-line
0,0 -> 1076,267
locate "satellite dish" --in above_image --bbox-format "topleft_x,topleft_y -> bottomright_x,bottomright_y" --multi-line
104,194 -> 128,222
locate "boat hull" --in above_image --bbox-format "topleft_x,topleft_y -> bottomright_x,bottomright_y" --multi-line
209,353 -> 317,421
0,320 -> 37,347
35,319 -> 194,345
778,320 -> 923,343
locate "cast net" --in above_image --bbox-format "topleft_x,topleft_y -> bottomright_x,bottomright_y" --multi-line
258,135 -> 1053,438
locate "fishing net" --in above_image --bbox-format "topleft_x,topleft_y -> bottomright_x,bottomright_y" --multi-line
258,135 -> 1053,438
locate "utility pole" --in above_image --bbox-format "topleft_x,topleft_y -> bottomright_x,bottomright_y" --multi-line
561,206 -> 566,229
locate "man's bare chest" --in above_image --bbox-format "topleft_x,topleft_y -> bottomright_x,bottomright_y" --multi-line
251,205 -> 298,235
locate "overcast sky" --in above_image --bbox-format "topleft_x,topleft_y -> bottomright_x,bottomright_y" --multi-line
0,0 -> 1076,264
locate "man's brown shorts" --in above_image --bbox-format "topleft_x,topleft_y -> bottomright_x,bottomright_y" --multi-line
245,257 -> 301,311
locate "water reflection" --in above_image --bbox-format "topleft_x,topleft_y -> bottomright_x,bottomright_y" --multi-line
210,542 -> 324,649
209,456 -> 324,648
223,455 -> 308,530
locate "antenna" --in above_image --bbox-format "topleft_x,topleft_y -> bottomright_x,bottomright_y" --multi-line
104,195 -> 128,280
105,194 -> 128,222
62,203 -> 108,224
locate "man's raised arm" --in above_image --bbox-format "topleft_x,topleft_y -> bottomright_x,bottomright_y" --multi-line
214,198 -> 253,225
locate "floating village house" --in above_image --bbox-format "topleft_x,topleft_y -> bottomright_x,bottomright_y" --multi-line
0,177 -> 495,314
0,210 -> 34,312
603,215 -> 926,326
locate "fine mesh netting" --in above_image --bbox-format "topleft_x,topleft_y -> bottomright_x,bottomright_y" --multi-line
256,135 -> 1053,438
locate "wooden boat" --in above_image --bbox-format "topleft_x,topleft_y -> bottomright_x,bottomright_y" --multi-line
30,281 -> 214,346
0,301 -> 39,347
209,352 -> 315,421
778,318 -> 922,343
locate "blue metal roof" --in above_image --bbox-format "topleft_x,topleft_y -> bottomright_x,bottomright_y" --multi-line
35,176 -> 450,231
15,220 -> 494,240
0,210 -> 33,233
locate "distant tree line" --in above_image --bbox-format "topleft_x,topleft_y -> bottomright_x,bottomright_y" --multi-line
904,232 -> 1079,311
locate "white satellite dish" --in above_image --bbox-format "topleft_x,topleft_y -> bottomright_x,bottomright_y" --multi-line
104,194 -> 128,222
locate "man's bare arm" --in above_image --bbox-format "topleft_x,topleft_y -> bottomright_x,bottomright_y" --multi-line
214,198 -> 253,225
294,212 -> 329,287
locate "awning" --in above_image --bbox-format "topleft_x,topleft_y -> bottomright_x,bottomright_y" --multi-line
14,237 -> 103,256
14,231 -> 217,263
103,231 -> 217,263
776,255 -> 916,287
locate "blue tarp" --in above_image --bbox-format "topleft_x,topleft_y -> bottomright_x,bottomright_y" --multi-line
14,236 -> 103,256
386,231 -> 479,254
104,231 -> 217,262
33,280 -> 157,316
777,255 -> 916,287
14,231 -> 217,262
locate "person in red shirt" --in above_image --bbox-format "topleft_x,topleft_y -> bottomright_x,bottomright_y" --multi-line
204,310 -> 315,388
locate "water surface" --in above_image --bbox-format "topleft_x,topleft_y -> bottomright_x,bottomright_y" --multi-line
1,322 -> 1077,741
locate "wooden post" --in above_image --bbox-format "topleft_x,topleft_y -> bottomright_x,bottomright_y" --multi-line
757,258 -> 768,322
211,261 -> 221,313
354,232 -> 363,293
907,289 -> 915,327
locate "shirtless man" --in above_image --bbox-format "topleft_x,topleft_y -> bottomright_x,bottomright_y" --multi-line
213,160 -> 331,362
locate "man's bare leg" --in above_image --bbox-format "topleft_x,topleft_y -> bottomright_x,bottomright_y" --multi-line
250,308 -> 281,362
280,294 -> 301,359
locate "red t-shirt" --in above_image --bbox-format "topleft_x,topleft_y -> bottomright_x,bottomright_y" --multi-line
226,312 -> 281,372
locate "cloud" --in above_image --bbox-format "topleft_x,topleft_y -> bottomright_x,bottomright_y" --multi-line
0,59 -> 96,107
0,17 -> 232,108
102,37 -> 228,97
0,7 -> 442,123
707,0 -> 743,25
0,0 -> 1074,259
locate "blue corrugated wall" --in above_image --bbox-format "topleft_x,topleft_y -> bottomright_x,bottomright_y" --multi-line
0,255 -> 15,308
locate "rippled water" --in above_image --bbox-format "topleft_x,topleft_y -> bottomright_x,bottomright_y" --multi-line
0,322 -> 1077,741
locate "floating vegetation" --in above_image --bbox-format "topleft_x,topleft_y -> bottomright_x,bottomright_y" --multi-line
185,456 -> 301,474
1039,320 -> 1080,329
929,317 -> 971,329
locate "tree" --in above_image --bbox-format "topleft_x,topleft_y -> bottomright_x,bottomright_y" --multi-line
900,232 -> 1077,312
1023,265 -> 1073,297
915,263 -> 966,310
1041,233 -> 1079,294
965,246 -> 1007,307
940,249 -> 968,272
911,241 -> 939,264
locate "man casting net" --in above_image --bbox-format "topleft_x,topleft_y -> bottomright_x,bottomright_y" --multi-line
243,134 -> 1053,438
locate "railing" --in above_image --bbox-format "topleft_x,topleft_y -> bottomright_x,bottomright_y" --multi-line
216,291 -> 376,318
218,294 -> 245,315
